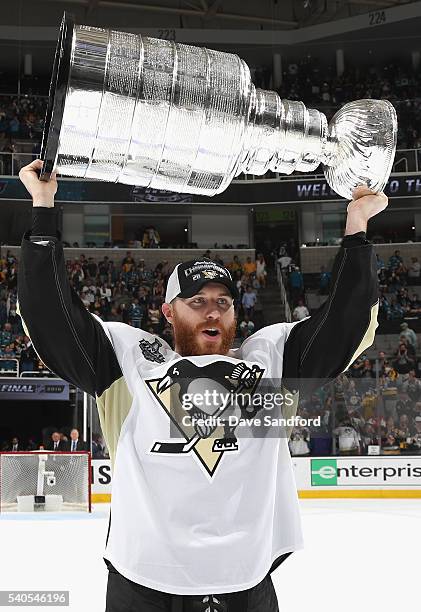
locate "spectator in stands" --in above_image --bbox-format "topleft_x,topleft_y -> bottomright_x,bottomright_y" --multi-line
243,256 -> 256,277
398,335 -> 416,359
7,303 -> 21,334
87,257 -> 98,278
387,297 -> 405,319
122,251 -> 135,272
147,301 -> 162,333
289,429 -> 311,456
400,322 -> 418,350
382,432 -> 399,451
333,415 -> 361,455
229,255 -> 243,275
292,299 -> 309,321
288,265 -> 304,304
396,413 -> 412,445
48,431 -> 68,451
392,343 -> 416,375
388,250 -> 404,273
19,336 -> 37,373
26,437 -> 37,451
358,359 -> 376,391
80,291 -> 90,309
143,227 -> 160,248
255,254 -> 267,289
408,293 -> 421,315
100,283 -> 112,302
277,247 -> 292,271
242,285 -> 257,318
98,256 -> 111,283
239,313 -> 255,339
0,322 -> 13,348
408,256 -> 421,280
7,436 -> 23,452
388,271 -> 405,293
70,263 -> 84,291
69,428 -> 88,452
401,370 -> 421,402
92,434 -> 107,459
408,416 -> 421,452
318,265 -> 331,295
128,298 -> 144,329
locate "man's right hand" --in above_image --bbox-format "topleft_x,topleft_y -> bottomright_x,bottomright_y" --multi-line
19,159 -> 57,208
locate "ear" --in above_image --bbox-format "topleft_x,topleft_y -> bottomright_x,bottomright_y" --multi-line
161,302 -> 174,325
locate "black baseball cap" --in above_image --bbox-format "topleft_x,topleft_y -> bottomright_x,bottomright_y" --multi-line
165,258 -> 238,303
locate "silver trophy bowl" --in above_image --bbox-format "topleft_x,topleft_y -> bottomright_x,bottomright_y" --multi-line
41,13 -> 397,200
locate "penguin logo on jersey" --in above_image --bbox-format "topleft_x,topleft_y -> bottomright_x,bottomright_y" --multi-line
145,360 -> 264,477
139,338 -> 165,363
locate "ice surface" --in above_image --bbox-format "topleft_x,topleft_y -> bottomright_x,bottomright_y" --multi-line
0,499 -> 419,611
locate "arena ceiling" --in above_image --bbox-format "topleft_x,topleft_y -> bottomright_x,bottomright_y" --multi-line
2,0 -> 420,29
1,0 -> 421,76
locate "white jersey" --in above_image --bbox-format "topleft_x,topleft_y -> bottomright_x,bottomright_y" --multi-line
97,320 -> 303,595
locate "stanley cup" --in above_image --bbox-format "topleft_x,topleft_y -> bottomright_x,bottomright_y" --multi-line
41,13 -> 398,200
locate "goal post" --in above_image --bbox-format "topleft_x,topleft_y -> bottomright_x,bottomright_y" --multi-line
0,452 -> 91,512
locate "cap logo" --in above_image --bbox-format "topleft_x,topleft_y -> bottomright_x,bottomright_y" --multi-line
202,270 -> 219,279
183,261 -> 232,280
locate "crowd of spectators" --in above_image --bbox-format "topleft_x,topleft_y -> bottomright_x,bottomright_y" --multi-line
275,240 -> 421,457
277,241 -> 421,324
0,94 -> 45,140
1,429 -> 109,459
377,250 -> 421,320
289,331 -> 421,457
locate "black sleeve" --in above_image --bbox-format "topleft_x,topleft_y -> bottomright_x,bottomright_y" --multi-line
282,231 -> 379,397
17,208 -> 122,397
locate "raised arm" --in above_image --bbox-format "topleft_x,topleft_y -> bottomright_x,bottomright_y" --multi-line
282,186 -> 387,398
17,159 -> 122,397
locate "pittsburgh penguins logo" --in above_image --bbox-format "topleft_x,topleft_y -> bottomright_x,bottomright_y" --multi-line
145,360 -> 264,477
202,269 -> 219,279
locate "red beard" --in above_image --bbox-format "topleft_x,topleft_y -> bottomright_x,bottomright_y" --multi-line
172,311 -> 237,356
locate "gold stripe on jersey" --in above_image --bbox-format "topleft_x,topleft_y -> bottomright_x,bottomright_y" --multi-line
96,376 -> 133,467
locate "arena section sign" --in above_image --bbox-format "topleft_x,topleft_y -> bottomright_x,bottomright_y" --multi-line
3,174 -> 421,204
0,378 -> 69,401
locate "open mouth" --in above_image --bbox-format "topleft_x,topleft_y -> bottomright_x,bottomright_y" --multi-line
201,328 -> 221,340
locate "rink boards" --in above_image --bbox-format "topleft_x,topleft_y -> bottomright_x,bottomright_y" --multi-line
91,456 -> 421,502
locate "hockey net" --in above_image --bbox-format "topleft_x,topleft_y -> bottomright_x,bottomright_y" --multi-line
0,452 -> 91,512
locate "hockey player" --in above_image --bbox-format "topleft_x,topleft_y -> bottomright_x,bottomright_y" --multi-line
18,158 -> 387,611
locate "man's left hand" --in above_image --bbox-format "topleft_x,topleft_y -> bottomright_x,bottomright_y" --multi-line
344,185 -> 388,235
